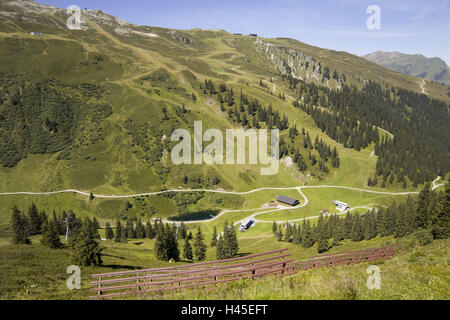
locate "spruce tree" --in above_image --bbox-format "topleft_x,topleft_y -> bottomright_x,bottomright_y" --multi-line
276,225 -> 283,242
155,223 -> 168,261
272,221 -> 278,236
431,179 -> 450,239
41,220 -> 62,249
71,220 -> 103,267
223,222 -> 239,258
363,211 -> 378,240
416,183 -> 432,229
11,207 -> 31,245
105,222 -> 114,240
317,232 -> 329,254
179,222 -> 187,240
302,220 -> 315,248
89,218 -> 101,240
114,221 -> 123,243
285,223 -> 293,242
193,226 -> 207,261
210,226 -> 218,247
216,235 -> 226,260
28,203 -> 41,235
146,221 -> 156,239
183,238 -> 193,261
351,214 -> 364,242
165,223 -> 180,262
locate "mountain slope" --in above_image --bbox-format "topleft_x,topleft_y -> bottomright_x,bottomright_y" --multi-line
363,51 -> 450,86
0,0 -> 449,222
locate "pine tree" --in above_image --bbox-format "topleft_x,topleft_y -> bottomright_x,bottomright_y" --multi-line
193,226 -> 206,261
210,226 -> 218,247
285,223 -> 293,242
272,221 -> 278,236
351,214 -> 364,242
416,183 -> 432,229
89,218 -> 101,240
276,224 -> 283,242
105,222 -> 114,240
216,235 -> 226,260
431,179 -> 450,239
183,238 -> 193,260
317,233 -> 329,254
126,219 -> 137,239
223,222 -> 239,258
154,223 -> 168,261
166,223 -> 180,261
136,219 -> 146,239
302,220 -> 315,248
39,211 -> 48,234
179,222 -> 187,240
41,220 -> 62,249
71,220 -> 103,267
53,211 -> 65,236
11,207 -> 31,245
146,221 -> 156,239
114,221 -> 123,243
363,211 -> 378,240
28,203 -> 42,235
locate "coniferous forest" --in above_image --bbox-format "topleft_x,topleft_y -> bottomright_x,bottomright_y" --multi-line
274,178 -> 450,253
289,76 -> 450,186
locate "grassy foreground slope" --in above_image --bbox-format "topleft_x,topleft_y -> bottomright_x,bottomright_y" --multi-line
0,233 -> 447,300
165,238 -> 449,300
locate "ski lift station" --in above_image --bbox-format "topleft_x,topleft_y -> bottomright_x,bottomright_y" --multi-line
333,200 -> 350,212
239,218 -> 255,232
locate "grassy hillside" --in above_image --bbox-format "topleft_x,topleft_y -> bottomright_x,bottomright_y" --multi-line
0,0 -> 448,225
0,231 -> 446,300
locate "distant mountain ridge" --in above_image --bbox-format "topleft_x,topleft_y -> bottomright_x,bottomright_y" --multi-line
363,51 -> 450,86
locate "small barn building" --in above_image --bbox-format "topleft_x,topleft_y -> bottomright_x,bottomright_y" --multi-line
277,196 -> 300,207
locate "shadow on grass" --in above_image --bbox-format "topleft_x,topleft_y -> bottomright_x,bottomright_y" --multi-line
102,253 -> 127,260
101,264 -> 143,270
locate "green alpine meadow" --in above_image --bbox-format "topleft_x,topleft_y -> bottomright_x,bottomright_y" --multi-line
0,0 -> 448,301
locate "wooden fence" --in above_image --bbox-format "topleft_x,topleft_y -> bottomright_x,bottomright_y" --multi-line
299,244 -> 402,270
90,248 -> 298,300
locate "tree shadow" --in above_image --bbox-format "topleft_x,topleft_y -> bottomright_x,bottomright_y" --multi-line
234,252 -> 252,258
102,253 -> 127,260
102,264 -> 143,270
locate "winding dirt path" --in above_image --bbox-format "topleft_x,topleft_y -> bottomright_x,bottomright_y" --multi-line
1,178 -> 444,226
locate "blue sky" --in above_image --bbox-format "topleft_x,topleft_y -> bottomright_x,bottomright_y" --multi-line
38,0 -> 450,64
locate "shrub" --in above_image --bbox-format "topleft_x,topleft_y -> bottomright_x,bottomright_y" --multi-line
414,229 -> 434,246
